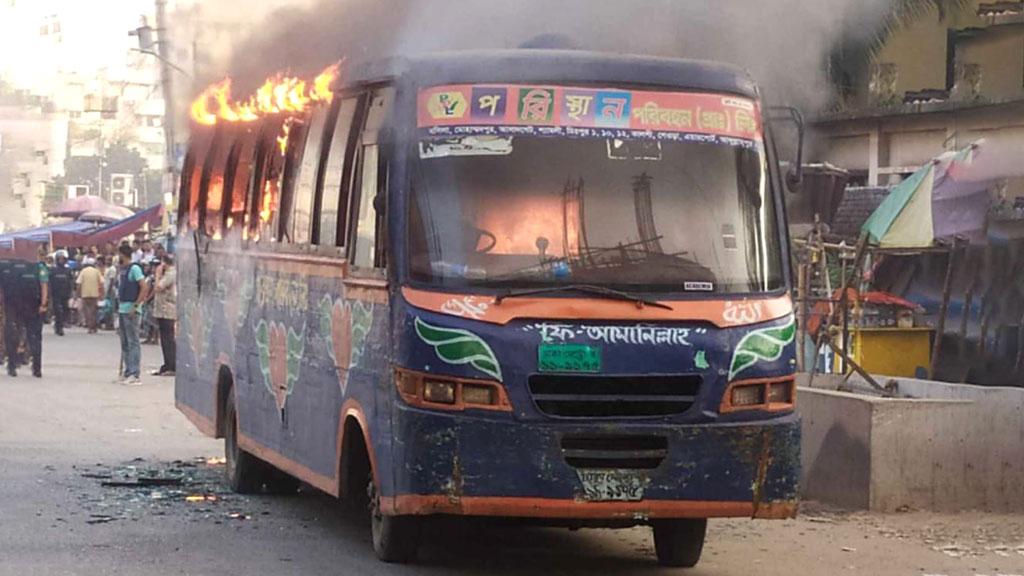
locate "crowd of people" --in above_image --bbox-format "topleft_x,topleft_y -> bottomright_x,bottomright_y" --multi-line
0,237 -> 177,384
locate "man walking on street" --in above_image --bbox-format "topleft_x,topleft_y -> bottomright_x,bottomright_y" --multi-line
3,251 -> 49,378
117,244 -> 148,385
50,252 -> 72,336
151,254 -> 176,376
76,257 -> 103,334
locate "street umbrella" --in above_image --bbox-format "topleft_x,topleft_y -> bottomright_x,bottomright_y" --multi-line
49,195 -> 110,218
78,205 -> 136,223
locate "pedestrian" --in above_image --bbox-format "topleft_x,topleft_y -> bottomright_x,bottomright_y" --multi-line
116,243 -> 148,385
0,259 -> 8,366
3,250 -> 49,378
130,240 -> 143,264
141,240 -> 155,264
140,260 -> 158,345
151,254 -> 176,376
76,257 -> 103,334
49,252 -> 72,336
102,255 -> 118,331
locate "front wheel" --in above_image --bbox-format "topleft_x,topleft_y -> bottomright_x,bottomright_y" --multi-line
652,519 -> 707,568
224,399 -> 267,494
369,482 -> 420,563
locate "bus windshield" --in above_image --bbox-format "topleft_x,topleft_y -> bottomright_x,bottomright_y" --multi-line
409,136 -> 784,294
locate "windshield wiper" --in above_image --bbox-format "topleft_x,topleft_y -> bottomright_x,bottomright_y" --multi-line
494,284 -> 673,311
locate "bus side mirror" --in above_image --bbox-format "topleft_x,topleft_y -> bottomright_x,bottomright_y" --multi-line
768,106 -> 805,194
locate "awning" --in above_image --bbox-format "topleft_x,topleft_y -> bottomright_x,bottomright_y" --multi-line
0,220 -> 99,245
861,143 -> 991,247
64,204 -> 165,247
0,204 -> 166,252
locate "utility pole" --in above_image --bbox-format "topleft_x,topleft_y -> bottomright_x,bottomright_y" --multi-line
154,0 -> 178,213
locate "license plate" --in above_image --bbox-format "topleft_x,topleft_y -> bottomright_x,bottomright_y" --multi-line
576,469 -> 649,502
538,344 -> 601,373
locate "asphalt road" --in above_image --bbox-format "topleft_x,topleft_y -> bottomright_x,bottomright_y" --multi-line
1,328 -> 1021,576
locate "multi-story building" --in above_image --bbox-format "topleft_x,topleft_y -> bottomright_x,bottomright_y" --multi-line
809,1 -> 1024,384
816,1 -> 1024,195
0,0 -> 168,224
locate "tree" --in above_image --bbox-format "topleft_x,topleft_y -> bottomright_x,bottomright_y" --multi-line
830,0 -> 974,107
872,0 -> 975,52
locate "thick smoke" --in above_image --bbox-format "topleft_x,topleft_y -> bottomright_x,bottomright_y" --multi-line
194,0 -> 905,112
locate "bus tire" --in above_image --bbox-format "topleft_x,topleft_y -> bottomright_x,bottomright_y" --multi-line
652,519 -> 707,568
369,482 -> 420,563
224,399 -> 265,494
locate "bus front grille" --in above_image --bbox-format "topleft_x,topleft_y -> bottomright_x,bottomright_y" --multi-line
528,375 -> 701,418
560,435 -> 669,469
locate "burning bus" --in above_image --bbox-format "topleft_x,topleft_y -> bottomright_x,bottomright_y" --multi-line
175,50 -> 801,567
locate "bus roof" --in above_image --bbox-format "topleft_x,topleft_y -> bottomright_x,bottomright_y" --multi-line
343,49 -> 759,99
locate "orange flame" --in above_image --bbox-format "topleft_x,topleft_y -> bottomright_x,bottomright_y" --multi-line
190,62 -> 341,126
260,180 -> 275,223
277,121 -> 293,156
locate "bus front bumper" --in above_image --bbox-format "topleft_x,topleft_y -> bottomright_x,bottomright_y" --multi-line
384,408 -> 800,521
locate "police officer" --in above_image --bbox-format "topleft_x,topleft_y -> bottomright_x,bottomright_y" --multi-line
50,252 -> 72,336
0,258 -> 9,366
4,251 -> 49,378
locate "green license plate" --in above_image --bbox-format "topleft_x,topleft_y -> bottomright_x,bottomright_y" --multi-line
538,344 -> 601,373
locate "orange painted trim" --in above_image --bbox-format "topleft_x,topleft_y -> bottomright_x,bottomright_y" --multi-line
209,245 -> 347,268
719,375 -> 797,414
380,495 -> 797,520
176,400 -> 217,437
238,433 -> 339,496
335,399 -> 381,494
260,257 -> 346,279
344,280 -> 388,305
394,368 -> 513,413
403,287 -> 793,328
205,246 -> 348,279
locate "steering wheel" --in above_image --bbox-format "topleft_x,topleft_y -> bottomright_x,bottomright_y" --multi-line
473,228 -> 498,254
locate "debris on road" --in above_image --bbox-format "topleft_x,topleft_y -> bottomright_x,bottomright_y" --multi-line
101,477 -> 183,488
86,514 -> 118,525
71,457 -> 254,527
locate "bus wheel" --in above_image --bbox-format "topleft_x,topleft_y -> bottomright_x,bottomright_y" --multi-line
368,482 -> 420,563
224,399 -> 265,494
652,519 -> 707,568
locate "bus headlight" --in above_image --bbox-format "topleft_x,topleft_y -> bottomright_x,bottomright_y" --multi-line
720,376 -> 796,413
423,380 -> 456,404
394,367 -> 512,413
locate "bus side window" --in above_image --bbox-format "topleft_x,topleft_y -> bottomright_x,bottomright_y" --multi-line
316,96 -> 362,247
202,128 -> 233,239
182,132 -> 211,233
223,128 -> 255,235
348,88 -> 393,269
177,149 -> 196,233
275,120 -> 309,243
289,108 -> 330,245
247,119 -> 283,241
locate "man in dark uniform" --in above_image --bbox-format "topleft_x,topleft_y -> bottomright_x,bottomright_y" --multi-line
0,259 -> 9,366
50,252 -> 72,336
4,252 -> 49,377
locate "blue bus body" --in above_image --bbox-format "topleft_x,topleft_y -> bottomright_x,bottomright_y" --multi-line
176,50 -> 800,564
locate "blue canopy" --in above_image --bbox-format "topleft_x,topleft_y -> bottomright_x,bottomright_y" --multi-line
0,220 -> 98,246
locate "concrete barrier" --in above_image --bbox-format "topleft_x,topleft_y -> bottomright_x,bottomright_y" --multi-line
798,374 -> 1024,512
